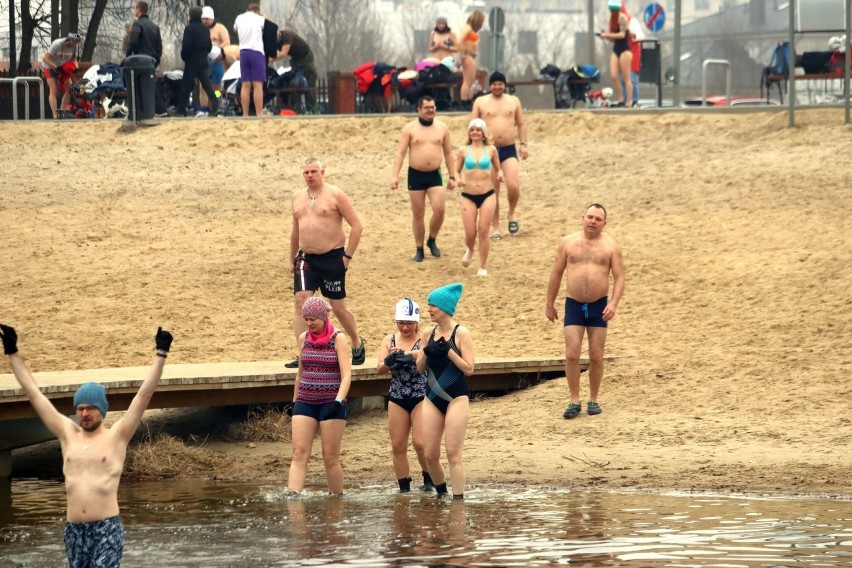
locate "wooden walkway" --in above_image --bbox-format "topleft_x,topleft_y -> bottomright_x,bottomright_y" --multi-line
0,356 -> 574,422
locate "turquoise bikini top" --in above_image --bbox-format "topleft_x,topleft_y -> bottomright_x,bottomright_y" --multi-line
464,146 -> 491,170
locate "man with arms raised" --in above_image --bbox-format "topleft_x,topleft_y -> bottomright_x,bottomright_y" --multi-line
390,96 -> 457,262
287,157 -> 366,368
0,323 -> 173,567
545,204 -> 624,419
471,71 -> 528,238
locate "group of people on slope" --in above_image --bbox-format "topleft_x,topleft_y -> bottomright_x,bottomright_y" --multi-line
1,155 -> 625,567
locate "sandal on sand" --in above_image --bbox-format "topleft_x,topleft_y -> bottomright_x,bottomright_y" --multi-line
490,231 -> 502,240
508,220 -> 519,235
563,402 -> 581,419
461,249 -> 473,267
587,401 -> 602,415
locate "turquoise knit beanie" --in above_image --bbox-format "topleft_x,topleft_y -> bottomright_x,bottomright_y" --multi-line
427,282 -> 464,316
73,382 -> 108,417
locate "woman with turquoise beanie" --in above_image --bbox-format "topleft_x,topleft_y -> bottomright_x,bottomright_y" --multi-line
415,282 -> 476,499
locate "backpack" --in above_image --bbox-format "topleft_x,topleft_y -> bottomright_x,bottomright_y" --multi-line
421,63 -> 453,85
768,42 -> 791,76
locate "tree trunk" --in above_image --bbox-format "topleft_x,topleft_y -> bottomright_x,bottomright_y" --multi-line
82,0 -> 108,62
51,0 -> 59,39
16,0 -> 36,73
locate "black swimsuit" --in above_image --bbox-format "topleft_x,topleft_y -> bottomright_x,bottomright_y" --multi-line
425,325 -> 468,414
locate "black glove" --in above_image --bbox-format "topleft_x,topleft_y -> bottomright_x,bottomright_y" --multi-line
319,400 -> 344,421
155,327 -> 173,352
0,324 -> 18,355
393,352 -> 415,365
384,353 -> 398,367
424,338 -> 450,358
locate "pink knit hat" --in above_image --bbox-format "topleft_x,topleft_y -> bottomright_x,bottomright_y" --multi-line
302,296 -> 331,320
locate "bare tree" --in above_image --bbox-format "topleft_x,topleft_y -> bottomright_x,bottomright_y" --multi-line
15,0 -> 50,72
287,0 -> 400,75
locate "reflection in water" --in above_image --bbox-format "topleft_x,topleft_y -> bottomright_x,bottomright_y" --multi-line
1,480 -> 850,567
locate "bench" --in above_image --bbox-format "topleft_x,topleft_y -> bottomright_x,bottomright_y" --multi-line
764,71 -> 845,104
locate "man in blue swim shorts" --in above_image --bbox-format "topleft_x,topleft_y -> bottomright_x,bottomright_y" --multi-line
545,204 -> 625,420
471,71 -> 529,238
1,323 -> 174,568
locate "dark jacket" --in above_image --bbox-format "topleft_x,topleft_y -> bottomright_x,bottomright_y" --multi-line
180,16 -> 212,63
126,14 -> 163,66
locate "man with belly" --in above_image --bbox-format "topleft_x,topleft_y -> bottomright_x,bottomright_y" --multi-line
0,323 -> 173,567
390,95 -> 457,262
544,204 -> 625,419
287,157 -> 366,368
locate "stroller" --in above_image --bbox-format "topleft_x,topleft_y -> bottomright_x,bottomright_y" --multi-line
221,64 -> 279,116
554,65 -> 601,108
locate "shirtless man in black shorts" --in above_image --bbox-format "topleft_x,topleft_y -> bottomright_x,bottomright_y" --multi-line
545,204 -> 625,419
390,96 -> 457,262
286,157 -> 366,368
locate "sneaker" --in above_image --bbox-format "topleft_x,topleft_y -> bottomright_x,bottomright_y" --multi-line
587,401 -> 603,415
284,356 -> 299,369
194,110 -> 209,118
563,402 -> 581,419
411,248 -> 425,262
166,105 -> 186,117
461,249 -> 473,267
351,338 -> 366,365
426,237 -> 441,258
476,268 -> 488,277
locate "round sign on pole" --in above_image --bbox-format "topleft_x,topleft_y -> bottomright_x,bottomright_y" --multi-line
489,7 -> 505,34
643,3 -> 666,33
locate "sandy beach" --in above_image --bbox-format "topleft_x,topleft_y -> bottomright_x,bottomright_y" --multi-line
2,108 -> 850,498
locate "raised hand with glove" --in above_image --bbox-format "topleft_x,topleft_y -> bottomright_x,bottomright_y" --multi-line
423,337 -> 451,359
0,324 -> 19,355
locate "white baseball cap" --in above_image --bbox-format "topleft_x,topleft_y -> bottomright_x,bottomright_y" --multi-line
395,298 -> 420,322
201,6 -> 214,19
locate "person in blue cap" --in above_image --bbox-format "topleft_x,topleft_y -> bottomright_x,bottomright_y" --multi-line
0,323 -> 173,568
415,282 -> 476,499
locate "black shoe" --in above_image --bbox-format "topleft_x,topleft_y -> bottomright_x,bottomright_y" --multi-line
351,338 -> 366,365
412,248 -> 425,262
284,356 -> 299,369
166,105 -> 186,117
563,402 -> 581,419
426,237 -> 441,258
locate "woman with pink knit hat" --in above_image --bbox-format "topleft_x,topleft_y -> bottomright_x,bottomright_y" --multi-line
415,282 -> 476,499
287,296 -> 352,497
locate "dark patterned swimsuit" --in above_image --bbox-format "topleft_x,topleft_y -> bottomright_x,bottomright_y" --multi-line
388,336 -> 428,413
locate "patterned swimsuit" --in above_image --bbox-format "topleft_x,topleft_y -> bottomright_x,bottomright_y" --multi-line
388,335 -> 428,413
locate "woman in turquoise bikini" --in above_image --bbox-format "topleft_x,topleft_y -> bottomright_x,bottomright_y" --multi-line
455,118 -> 503,277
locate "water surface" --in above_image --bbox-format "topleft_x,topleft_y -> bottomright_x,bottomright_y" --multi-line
2,480 -> 851,567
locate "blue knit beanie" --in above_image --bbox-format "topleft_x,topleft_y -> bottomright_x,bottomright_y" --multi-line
427,282 -> 464,316
73,382 -> 108,417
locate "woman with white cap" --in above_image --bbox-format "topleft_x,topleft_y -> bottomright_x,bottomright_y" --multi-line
287,296 -> 352,497
455,118 -> 503,277
416,282 -> 476,499
377,298 -> 433,493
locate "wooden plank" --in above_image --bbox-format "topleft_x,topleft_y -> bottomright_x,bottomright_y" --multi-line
0,356 -> 587,421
